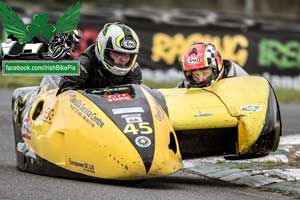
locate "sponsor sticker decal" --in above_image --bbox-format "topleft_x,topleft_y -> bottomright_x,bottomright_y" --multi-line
240,105 -> 262,112
69,95 -> 105,128
105,93 -> 132,103
112,107 -> 144,115
154,105 -> 163,121
121,39 -> 136,49
69,158 -> 95,174
186,57 -> 200,64
42,107 -> 54,122
21,117 -> 31,139
194,112 -> 213,117
121,114 -> 143,123
135,136 -> 151,148
66,91 -> 75,97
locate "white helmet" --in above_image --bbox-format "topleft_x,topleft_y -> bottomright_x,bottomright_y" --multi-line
95,22 -> 140,76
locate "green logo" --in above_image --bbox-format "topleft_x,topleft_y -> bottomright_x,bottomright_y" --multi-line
259,39 -> 300,69
0,2 -> 80,44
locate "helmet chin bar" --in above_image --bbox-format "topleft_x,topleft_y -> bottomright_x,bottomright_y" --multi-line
110,65 -> 131,76
188,79 -> 211,88
100,53 -> 132,76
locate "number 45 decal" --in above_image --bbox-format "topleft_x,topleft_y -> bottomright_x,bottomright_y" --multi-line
123,122 -> 153,135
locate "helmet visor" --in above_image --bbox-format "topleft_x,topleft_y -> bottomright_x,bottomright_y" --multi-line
184,68 -> 216,87
105,50 -> 137,69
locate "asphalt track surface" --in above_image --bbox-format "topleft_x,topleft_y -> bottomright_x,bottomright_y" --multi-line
0,90 -> 297,200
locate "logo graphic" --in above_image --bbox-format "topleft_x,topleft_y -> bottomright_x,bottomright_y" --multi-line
42,107 -> 54,122
194,112 -> 213,117
105,93 -> 132,103
121,39 -> 136,49
121,114 -> 143,123
154,105 -> 163,121
135,136 -> 151,148
0,2 -> 80,44
112,107 -> 144,115
186,57 -> 200,64
240,105 -> 262,112
21,117 -> 31,139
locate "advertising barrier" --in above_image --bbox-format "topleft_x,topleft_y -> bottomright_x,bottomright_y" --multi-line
1,6 -> 300,89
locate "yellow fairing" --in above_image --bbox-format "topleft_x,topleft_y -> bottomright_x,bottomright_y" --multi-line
141,87 -> 183,177
210,76 -> 269,154
25,88 -> 182,180
159,88 -> 238,130
159,76 -> 270,155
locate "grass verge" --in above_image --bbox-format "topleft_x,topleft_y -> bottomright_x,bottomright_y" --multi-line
0,76 -> 43,88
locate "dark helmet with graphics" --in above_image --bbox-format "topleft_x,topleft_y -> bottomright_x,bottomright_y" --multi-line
95,22 -> 140,76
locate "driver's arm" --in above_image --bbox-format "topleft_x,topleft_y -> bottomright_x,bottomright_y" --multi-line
57,56 -> 91,95
124,63 -> 143,84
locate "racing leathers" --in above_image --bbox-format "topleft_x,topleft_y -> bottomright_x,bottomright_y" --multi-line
177,59 -> 248,88
57,44 -> 143,94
